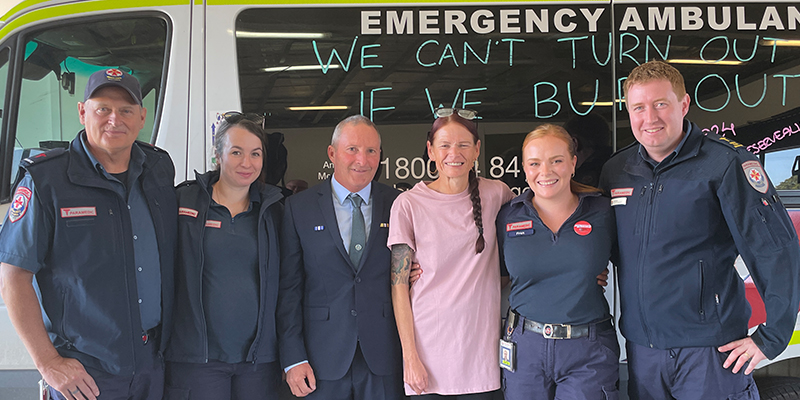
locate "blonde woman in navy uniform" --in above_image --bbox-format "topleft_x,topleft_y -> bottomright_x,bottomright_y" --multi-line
497,124 -> 618,400
165,113 -> 284,400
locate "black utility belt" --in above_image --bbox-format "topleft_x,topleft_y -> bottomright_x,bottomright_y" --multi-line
521,318 -> 613,339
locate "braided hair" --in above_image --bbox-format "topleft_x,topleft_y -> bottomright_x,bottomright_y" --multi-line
429,115 -> 485,254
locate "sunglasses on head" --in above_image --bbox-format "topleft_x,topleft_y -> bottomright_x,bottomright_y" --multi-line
434,108 -> 478,120
222,111 -> 265,126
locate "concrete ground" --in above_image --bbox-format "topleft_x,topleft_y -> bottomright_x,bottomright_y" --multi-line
0,367 -> 629,399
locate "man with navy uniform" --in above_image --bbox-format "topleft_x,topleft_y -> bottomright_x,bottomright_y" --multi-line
277,115 -> 404,400
600,60 -> 800,399
0,69 -> 177,400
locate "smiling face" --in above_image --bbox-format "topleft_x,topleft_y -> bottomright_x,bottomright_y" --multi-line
523,134 -> 577,202
427,121 -> 480,180
626,79 -> 691,163
217,126 -> 263,189
328,122 -> 381,193
78,86 -> 146,158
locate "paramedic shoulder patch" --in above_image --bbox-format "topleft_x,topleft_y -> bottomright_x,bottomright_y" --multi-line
742,160 -> 768,194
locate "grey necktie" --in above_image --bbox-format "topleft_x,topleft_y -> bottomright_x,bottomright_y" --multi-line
348,193 -> 366,267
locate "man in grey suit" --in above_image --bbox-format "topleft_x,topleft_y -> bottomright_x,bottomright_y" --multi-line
277,115 -> 404,400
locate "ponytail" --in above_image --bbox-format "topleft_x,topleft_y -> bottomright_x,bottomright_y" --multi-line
468,169 -> 485,254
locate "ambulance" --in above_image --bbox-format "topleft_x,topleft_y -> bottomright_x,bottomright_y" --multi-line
0,0 -> 799,397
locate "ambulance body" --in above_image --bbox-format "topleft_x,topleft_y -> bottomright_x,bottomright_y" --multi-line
1,0 -> 800,391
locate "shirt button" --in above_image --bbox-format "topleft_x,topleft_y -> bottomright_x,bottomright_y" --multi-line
351,310 -> 357,317
133,235 -> 138,240
138,299 -> 142,304
138,267 -> 143,272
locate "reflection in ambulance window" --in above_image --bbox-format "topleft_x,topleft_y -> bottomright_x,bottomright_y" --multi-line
767,149 -> 800,190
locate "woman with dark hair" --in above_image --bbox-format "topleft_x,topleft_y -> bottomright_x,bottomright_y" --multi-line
497,124 -> 618,400
388,109 -> 515,399
165,113 -> 284,400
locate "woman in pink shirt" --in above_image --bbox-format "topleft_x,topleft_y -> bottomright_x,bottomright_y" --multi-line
388,109 -> 514,399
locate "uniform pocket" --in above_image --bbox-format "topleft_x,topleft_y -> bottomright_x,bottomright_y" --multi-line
752,207 -> 793,251
698,260 -> 706,322
727,381 -> 758,400
65,217 -> 96,227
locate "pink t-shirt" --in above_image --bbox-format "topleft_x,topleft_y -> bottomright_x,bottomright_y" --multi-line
388,178 -> 514,395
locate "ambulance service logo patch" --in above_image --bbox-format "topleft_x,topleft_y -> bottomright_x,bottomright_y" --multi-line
742,160 -> 768,194
105,68 -> 124,81
9,186 -> 32,223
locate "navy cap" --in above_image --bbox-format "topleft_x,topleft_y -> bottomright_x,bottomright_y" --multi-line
84,68 -> 143,105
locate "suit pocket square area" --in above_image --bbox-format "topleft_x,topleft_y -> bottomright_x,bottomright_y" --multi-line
306,306 -> 330,321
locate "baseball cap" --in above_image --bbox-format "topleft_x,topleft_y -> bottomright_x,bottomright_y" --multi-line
84,68 -> 143,105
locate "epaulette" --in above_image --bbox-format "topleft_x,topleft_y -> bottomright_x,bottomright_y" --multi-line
20,148 -> 67,168
136,140 -> 169,154
705,134 -> 746,152
607,141 -> 638,160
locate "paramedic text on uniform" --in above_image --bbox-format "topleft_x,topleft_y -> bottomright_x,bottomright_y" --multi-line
0,69 -> 178,400
277,115 -> 405,400
599,60 -> 800,400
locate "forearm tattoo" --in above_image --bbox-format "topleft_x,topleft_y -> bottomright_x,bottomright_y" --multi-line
391,244 -> 413,286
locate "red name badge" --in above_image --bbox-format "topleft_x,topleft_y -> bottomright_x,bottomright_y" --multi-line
179,207 -> 198,218
610,188 -> 634,197
506,220 -> 533,231
60,207 -> 97,218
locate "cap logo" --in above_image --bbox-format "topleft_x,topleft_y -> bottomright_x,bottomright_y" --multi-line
105,68 -> 124,81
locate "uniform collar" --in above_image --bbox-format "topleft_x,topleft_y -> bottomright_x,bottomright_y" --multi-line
78,130 -> 144,176
637,119 -> 692,168
508,187 -> 602,207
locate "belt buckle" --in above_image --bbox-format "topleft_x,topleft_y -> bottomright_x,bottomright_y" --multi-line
542,323 -> 571,339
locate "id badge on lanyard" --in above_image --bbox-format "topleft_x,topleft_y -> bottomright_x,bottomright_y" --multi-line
500,311 -> 517,372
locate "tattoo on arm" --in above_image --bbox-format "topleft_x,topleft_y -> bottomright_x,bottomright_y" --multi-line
391,244 -> 413,286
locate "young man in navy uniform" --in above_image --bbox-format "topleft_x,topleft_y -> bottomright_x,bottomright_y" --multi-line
600,60 -> 800,399
277,115 -> 404,400
0,69 -> 177,400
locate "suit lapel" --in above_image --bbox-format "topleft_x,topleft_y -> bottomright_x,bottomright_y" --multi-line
317,181 -> 353,269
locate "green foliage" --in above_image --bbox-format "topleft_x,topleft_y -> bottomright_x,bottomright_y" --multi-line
776,176 -> 800,190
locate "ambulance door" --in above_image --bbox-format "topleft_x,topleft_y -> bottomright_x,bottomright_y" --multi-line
0,1 -> 192,370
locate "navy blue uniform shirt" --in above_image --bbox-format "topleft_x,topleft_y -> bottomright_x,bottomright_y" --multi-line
203,184 -> 261,363
79,135 -> 162,330
498,190 -> 614,325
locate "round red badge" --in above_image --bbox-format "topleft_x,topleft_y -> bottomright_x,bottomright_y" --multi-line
573,221 -> 592,236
